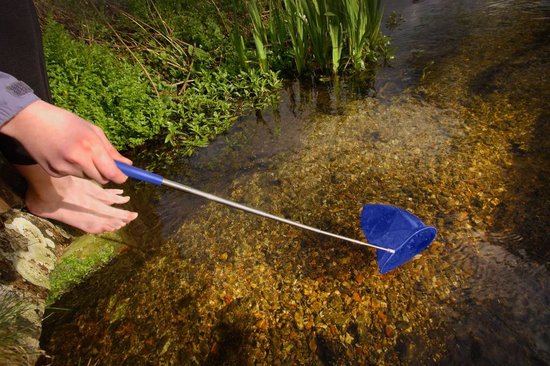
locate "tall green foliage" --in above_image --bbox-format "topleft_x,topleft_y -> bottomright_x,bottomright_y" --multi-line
239,0 -> 388,76
247,1 -> 269,71
231,23 -> 248,71
281,0 -> 307,73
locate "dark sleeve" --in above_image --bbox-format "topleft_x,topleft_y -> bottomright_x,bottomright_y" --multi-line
0,71 -> 40,127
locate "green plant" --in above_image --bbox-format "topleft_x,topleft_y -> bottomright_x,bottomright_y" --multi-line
247,1 -> 269,71
301,0 -> 330,69
231,22 -> 248,71
326,5 -> 343,73
236,0 -> 388,76
47,245 -> 116,304
43,19 -> 171,150
41,2 -> 283,156
280,0 -> 307,73
165,68 -> 281,154
120,0 -> 228,53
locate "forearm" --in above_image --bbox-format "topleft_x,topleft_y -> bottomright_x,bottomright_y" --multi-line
0,71 -> 40,129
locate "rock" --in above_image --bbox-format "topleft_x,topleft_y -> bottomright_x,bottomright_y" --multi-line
6,217 -> 56,289
0,209 -> 71,366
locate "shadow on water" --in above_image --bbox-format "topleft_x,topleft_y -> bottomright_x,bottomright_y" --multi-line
41,0 -> 550,365
470,25 -> 550,264
39,77 -> 375,356
413,1 -> 550,364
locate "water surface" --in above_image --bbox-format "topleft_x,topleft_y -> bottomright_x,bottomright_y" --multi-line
42,1 -> 549,364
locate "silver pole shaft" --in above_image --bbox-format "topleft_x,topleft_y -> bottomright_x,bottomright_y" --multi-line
162,179 -> 395,254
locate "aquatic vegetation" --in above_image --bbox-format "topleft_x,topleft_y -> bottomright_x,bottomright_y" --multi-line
43,20 -> 170,150
165,68 -> 281,154
386,11 -> 405,31
239,0 -> 390,75
247,1 -> 269,72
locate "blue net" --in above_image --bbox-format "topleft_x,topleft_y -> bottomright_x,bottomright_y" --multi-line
361,204 -> 437,274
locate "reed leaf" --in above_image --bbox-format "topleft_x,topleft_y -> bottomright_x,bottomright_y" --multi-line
325,11 -> 342,73
247,1 -> 269,71
231,24 -> 247,70
366,0 -> 383,41
267,0 -> 286,59
300,0 -> 329,69
342,0 -> 366,71
282,0 -> 307,73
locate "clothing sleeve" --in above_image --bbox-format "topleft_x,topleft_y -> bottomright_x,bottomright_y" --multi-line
0,71 -> 40,128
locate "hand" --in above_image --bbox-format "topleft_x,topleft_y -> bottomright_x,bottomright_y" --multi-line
0,100 -> 131,184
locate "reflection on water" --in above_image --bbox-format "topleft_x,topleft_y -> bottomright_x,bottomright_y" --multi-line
42,0 -> 549,364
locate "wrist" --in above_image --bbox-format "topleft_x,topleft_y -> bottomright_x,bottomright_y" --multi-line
0,72 -> 40,131
0,99 -> 45,139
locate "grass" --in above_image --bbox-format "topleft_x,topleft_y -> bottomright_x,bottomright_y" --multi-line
0,289 -> 37,363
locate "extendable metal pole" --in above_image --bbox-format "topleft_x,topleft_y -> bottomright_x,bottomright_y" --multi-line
162,178 -> 395,253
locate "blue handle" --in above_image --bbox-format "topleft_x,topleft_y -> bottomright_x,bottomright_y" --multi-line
115,161 -> 164,186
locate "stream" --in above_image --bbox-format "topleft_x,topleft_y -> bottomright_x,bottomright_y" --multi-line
41,0 -> 549,365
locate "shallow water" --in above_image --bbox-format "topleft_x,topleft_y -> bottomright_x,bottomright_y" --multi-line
42,0 -> 549,364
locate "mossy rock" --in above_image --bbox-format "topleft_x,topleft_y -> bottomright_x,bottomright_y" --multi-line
47,232 -> 128,304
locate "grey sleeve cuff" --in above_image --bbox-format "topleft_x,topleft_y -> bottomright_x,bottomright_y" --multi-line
0,71 -> 40,128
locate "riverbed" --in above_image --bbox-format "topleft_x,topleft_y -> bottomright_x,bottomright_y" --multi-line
41,0 -> 549,364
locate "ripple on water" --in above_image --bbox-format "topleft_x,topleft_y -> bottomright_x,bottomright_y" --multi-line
443,234 -> 550,364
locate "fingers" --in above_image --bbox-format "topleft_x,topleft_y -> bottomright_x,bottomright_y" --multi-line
91,149 -> 128,184
42,151 -> 126,186
13,100 -> 131,185
69,123 -> 127,184
92,125 -> 133,165
89,125 -> 134,184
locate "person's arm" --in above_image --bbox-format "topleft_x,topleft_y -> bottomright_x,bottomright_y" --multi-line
0,71 -> 39,127
0,71 -> 131,184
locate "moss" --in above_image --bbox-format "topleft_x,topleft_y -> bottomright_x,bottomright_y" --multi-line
47,233 -> 126,304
